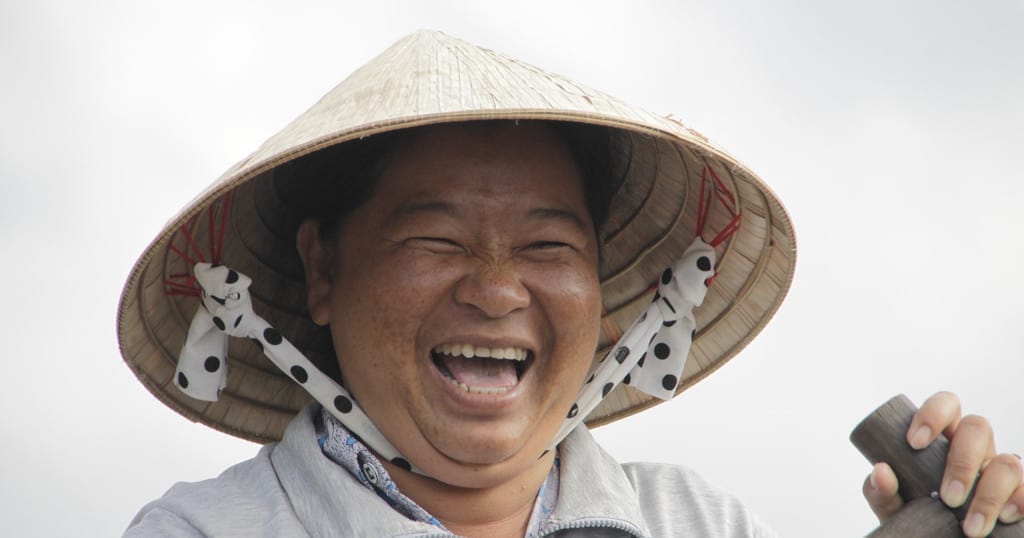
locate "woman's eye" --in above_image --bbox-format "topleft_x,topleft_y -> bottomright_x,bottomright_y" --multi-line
528,241 -> 571,250
406,237 -> 465,253
519,241 -> 578,260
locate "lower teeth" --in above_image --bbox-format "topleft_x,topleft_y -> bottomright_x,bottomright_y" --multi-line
447,377 -> 511,394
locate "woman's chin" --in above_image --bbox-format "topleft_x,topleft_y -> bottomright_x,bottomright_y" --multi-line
437,429 -> 529,466
416,430 -> 550,487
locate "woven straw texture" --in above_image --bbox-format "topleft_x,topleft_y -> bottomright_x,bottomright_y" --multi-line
118,30 -> 796,443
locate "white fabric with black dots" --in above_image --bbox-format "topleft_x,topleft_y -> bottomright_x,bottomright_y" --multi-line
552,238 -> 714,443
175,263 -> 404,471
176,238 -> 714,476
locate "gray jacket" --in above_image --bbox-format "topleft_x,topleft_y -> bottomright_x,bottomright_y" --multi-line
126,405 -> 775,537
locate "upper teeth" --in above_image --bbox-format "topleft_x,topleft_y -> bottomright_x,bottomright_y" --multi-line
433,344 -> 528,361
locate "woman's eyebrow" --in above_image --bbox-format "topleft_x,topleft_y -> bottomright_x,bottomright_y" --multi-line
391,200 -> 458,220
528,207 -> 589,232
390,201 -> 588,232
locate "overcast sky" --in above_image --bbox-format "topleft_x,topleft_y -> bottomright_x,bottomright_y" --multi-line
2,1 -> 1023,536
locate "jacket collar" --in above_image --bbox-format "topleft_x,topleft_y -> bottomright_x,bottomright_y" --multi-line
271,405 -> 651,537
541,427 -> 651,538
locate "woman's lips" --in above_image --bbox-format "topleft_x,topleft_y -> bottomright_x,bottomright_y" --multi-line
431,344 -> 532,395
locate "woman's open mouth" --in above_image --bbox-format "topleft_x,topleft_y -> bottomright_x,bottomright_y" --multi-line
430,344 -> 533,395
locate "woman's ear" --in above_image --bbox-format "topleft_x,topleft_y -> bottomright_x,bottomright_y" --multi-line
296,219 -> 334,326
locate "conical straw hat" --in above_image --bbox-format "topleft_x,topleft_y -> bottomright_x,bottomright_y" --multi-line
118,30 -> 796,443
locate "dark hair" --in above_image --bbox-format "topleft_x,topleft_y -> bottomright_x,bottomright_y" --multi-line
276,120 -> 617,245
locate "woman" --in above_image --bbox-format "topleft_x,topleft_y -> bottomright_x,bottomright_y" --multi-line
120,30 -> 1022,537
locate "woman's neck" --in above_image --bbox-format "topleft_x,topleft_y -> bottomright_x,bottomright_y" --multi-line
381,452 -> 556,538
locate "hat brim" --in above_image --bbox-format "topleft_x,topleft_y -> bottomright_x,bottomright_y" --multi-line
117,30 -> 796,443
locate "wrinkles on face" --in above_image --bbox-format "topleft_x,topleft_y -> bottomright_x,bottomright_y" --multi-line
316,122 -> 602,488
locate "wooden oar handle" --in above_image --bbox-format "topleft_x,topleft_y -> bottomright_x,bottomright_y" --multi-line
851,394 -> 1024,537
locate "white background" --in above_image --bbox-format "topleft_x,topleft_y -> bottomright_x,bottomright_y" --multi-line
2,1 -> 1022,536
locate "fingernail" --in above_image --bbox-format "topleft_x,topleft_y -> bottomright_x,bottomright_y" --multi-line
1001,503 -> 1020,523
963,512 -> 985,537
869,469 -> 878,491
942,479 -> 966,507
909,425 -> 932,449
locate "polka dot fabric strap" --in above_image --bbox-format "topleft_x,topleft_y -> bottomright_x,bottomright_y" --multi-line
175,238 -> 713,472
552,238 -> 715,444
175,262 -> 419,473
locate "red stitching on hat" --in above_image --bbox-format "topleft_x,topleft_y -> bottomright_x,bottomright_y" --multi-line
693,166 -> 742,289
696,166 -> 741,248
645,166 -> 741,293
164,192 -> 233,297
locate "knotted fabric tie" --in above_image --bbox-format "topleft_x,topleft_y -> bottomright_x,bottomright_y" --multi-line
176,238 -> 713,475
175,263 -> 415,472
552,238 -> 714,443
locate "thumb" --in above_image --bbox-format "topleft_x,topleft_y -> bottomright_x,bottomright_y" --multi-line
864,462 -> 905,522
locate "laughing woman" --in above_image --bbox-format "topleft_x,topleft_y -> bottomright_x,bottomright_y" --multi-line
120,31 -> 1023,537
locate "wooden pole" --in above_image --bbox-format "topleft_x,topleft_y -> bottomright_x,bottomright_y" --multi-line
851,394 -> 1024,537
865,498 -> 960,537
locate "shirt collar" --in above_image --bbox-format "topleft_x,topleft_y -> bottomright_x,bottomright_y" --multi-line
540,426 -> 651,538
271,404 -> 650,537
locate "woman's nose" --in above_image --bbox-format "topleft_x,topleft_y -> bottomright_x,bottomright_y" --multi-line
452,261 -> 530,318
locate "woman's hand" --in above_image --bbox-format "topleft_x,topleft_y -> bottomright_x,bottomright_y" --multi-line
862,391 -> 1024,537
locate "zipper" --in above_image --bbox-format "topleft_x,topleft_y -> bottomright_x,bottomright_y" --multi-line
540,517 -> 647,537
397,518 -> 645,538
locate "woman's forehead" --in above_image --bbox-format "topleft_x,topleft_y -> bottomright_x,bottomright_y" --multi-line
371,122 -> 588,206
388,121 -> 577,165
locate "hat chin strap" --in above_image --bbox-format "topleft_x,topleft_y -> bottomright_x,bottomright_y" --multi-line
175,262 -> 410,470
175,238 -> 713,476
552,238 -> 715,443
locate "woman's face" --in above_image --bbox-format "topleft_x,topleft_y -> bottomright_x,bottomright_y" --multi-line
304,122 -> 602,487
